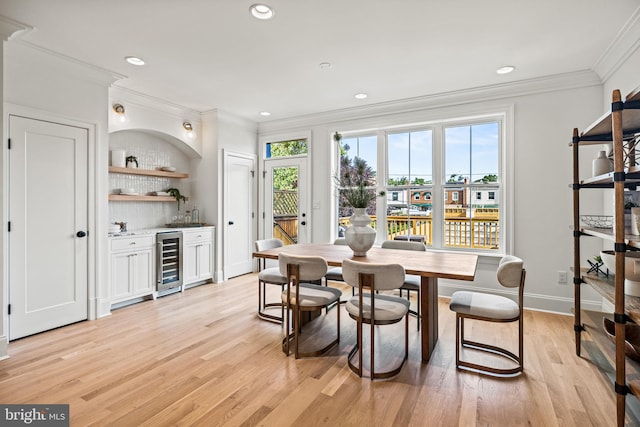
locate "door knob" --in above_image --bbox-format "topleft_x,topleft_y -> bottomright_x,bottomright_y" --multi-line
228,221 -> 234,225
76,231 -> 87,237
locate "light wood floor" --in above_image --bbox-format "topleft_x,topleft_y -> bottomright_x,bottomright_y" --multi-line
0,274 -> 620,426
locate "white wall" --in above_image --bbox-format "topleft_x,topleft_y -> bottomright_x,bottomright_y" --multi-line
197,110 -> 257,281
258,74 -> 606,313
1,41 -> 116,357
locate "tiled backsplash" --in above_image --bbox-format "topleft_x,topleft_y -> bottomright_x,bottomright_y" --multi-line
109,130 -> 192,230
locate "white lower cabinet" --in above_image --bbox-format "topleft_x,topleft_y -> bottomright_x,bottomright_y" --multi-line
183,227 -> 214,287
109,235 -> 156,304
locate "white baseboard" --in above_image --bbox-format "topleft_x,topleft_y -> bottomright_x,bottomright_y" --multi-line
97,298 -> 112,318
438,282 -> 602,315
0,335 -> 7,360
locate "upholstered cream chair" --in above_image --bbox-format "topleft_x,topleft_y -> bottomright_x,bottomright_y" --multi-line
342,258 -> 409,379
279,253 -> 342,358
254,238 -> 287,323
449,255 -> 526,376
325,238 -> 348,283
380,240 -> 424,329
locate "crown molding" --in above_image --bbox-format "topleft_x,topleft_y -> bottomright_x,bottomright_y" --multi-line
592,6 -> 640,82
6,40 -> 124,87
0,15 -> 32,41
110,86 -> 202,121
258,70 -> 602,132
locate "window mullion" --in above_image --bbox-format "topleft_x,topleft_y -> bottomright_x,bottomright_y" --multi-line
432,125 -> 444,248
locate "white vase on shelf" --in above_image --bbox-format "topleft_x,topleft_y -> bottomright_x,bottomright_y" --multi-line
344,208 -> 376,256
111,149 -> 125,167
631,207 -> 640,235
592,150 -> 613,177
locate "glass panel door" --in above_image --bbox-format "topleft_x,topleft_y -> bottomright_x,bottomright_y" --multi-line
264,158 -> 308,244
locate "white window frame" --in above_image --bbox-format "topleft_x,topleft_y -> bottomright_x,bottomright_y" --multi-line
334,105 -> 513,256
258,131 -> 312,242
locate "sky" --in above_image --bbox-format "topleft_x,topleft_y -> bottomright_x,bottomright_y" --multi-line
343,121 -> 500,185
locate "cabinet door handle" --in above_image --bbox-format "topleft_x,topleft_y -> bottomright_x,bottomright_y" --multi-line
130,242 -> 136,245
76,230 -> 87,237
228,221 -> 234,225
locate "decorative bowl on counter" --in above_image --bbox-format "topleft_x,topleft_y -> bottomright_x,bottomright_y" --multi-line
581,215 -> 613,228
603,317 -> 640,361
600,250 -> 640,296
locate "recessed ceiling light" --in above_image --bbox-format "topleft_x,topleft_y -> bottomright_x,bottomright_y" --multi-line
250,4 -> 274,20
319,62 -> 332,69
260,111 -> 271,116
496,65 -> 515,75
355,93 -> 368,99
125,56 -> 145,66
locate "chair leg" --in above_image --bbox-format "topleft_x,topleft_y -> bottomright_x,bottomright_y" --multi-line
519,317 -> 523,368
370,315 -> 375,380
283,303 -> 291,356
455,314 -> 461,368
258,280 -> 284,323
294,305 -> 300,359
456,314 -> 523,376
348,318 -> 363,377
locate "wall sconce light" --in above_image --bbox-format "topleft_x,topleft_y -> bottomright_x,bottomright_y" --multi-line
113,103 -> 126,123
183,121 -> 194,138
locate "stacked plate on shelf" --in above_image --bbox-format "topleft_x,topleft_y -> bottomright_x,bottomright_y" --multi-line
118,188 -> 138,196
108,224 -> 121,233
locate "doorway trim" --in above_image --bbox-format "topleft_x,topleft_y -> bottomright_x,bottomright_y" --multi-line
257,131 -> 312,242
222,150 -> 257,280
2,103 -> 99,355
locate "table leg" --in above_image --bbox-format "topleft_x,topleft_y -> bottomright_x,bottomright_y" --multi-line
420,276 -> 438,362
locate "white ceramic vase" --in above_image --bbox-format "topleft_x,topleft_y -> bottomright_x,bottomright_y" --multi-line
345,208 -> 376,256
632,207 -> 640,235
111,149 -> 126,167
592,150 -> 613,177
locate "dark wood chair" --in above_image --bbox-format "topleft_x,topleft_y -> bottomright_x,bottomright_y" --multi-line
255,238 -> 286,323
381,239 -> 425,329
342,258 -> 409,379
279,253 -> 342,358
449,255 -> 526,376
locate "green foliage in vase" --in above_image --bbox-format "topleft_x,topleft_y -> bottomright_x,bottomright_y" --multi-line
167,188 -> 186,210
339,156 -> 376,208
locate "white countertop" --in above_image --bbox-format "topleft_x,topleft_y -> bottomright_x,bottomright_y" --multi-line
108,225 -> 214,237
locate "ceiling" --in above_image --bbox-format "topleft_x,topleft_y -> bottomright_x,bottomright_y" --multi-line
1,1 -> 639,122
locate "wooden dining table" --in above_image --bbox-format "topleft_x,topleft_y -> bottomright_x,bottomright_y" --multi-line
253,243 -> 478,363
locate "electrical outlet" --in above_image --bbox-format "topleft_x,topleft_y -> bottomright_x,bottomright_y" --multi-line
558,271 -> 568,284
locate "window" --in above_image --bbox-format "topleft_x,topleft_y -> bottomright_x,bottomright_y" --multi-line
444,122 -> 500,250
266,139 -> 307,158
382,120 -> 504,252
337,117 -> 503,253
337,134 -> 378,225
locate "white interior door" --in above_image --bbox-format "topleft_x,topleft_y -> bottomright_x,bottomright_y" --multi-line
224,152 -> 256,279
264,157 -> 308,244
8,115 -> 89,340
